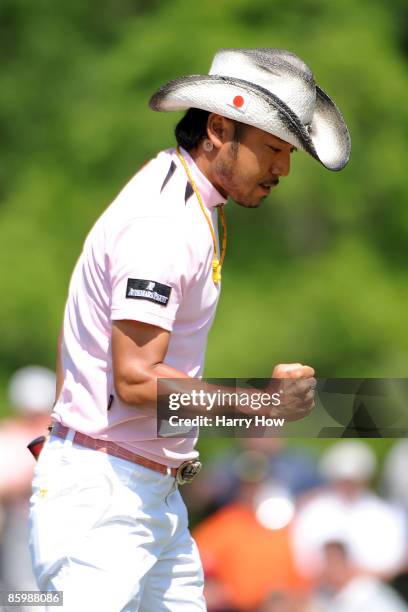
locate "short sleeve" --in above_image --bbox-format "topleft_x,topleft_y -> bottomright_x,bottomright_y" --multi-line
109,217 -> 188,331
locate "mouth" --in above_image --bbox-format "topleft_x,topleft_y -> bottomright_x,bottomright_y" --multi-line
259,178 -> 279,193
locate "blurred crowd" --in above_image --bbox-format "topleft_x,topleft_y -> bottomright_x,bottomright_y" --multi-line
1,369 -> 408,611
184,438 -> 408,612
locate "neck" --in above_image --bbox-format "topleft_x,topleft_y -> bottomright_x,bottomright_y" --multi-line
188,146 -> 228,199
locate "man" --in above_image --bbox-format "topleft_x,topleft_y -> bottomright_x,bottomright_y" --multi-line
292,441 -> 407,580
308,541 -> 408,612
0,367 -> 55,611
29,48 -> 350,611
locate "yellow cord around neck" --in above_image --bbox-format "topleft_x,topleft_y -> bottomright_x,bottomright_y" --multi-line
176,147 -> 227,284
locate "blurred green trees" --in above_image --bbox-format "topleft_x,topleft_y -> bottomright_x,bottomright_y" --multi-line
1,0 -> 407,413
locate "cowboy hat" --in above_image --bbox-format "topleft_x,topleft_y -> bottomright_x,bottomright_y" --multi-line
149,48 -> 351,171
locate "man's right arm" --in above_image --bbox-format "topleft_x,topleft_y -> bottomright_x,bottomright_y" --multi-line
111,319 -> 316,421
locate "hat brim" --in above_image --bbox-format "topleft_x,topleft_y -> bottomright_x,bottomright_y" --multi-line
149,75 -> 350,171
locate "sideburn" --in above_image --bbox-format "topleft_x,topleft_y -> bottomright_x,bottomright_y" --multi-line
229,121 -> 246,159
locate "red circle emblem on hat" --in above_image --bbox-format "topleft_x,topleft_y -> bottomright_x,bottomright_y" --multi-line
233,95 -> 244,108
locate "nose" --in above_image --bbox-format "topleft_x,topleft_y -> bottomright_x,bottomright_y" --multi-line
271,150 -> 291,177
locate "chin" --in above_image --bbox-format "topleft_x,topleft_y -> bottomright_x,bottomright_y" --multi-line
235,198 -> 263,209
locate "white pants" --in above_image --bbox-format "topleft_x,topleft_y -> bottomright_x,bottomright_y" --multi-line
28,432 -> 206,612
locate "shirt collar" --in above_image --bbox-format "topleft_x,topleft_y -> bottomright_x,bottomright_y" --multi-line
174,147 -> 227,210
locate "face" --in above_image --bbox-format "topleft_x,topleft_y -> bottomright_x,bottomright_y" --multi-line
212,122 -> 296,207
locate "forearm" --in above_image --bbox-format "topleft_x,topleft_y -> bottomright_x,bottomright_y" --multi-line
114,360 -> 281,416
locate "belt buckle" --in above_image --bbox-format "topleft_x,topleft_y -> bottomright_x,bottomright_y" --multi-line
176,460 -> 202,485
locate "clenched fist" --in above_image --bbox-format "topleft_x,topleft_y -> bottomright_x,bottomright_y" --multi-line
269,362 -> 316,422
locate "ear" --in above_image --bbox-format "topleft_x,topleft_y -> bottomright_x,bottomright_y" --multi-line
206,114 -> 235,149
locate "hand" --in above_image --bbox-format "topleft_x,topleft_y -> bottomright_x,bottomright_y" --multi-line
269,362 -> 316,422
272,363 -> 315,379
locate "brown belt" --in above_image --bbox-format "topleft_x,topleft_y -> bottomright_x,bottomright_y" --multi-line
52,423 -> 178,477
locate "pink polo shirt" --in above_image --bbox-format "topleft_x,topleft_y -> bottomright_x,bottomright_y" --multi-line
52,148 -> 226,467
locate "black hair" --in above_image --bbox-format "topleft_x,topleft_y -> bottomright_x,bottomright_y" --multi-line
174,107 -> 246,152
175,108 -> 210,151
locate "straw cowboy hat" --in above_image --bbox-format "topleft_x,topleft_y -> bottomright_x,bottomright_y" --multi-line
149,48 -> 351,171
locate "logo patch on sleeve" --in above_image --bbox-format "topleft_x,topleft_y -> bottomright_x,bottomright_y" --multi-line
126,279 -> 172,306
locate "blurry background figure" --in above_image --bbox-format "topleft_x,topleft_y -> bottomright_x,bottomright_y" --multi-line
381,441 -> 408,605
256,589 -> 307,612
382,440 -> 408,519
292,441 -> 407,581
193,450 -> 310,612
183,437 -> 321,521
0,366 -> 54,598
306,541 -> 408,612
